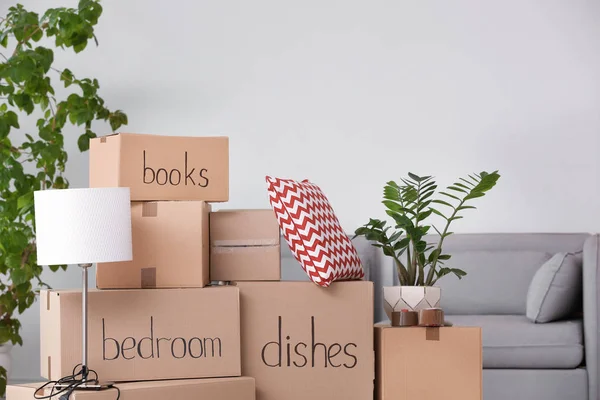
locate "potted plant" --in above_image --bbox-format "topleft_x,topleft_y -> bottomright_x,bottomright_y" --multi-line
354,171 -> 500,318
0,1 -> 127,394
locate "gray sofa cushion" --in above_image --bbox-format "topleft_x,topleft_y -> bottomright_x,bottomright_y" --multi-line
448,315 -> 583,369
437,250 -> 553,314
483,369 -> 588,400
527,252 -> 582,323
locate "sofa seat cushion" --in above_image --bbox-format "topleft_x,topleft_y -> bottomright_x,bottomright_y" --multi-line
447,315 -> 583,369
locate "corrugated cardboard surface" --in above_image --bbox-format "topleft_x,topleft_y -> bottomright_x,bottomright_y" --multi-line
7,377 -> 255,400
375,324 -> 482,400
236,281 -> 374,400
211,246 -> 280,281
97,201 -> 210,289
210,210 -> 281,281
210,210 -> 279,244
40,287 -> 241,382
89,133 -> 229,202
6,383 -> 44,400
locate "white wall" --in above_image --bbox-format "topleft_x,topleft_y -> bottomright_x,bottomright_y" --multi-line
2,0 -> 599,382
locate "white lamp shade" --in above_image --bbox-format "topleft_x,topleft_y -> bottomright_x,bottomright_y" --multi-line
34,187 -> 133,265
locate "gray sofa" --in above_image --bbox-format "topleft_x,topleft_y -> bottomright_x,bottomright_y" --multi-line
385,233 -> 599,400
280,233 -> 599,400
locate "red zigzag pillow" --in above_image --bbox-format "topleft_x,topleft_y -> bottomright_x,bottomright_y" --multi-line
266,176 -> 364,287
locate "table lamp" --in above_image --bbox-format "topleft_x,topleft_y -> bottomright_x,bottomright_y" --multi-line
34,187 -> 132,391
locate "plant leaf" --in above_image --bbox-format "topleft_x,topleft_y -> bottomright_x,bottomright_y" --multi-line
463,192 -> 485,200
417,209 -> 433,220
383,247 -> 395,257
450,268 -> 467,278
429,208 -> 448,220
440,191 -> 461,201
408,172 -> 423,182
382,200 -> 402,212
388,231 -> 403,243
459,177 -> 475,187
448,186 -> 467,193
420,190 -> 435,202
428,249 -> 441,262
394,237 -> 410,250
386,211 -> 414,228
453,182 -> 471,190
431,199 -> 454,208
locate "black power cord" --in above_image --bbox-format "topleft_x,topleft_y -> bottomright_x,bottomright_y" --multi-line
34,365 -> 120,400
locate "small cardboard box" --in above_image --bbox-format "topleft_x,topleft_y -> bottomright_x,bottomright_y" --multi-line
7,377 -> 255,400
40,287 -> 241,382
375,324 -> 482,400
90,133 -> 229,202
210,210 -> 280,281
235,281 -> 374,400
97,201 -> 210,289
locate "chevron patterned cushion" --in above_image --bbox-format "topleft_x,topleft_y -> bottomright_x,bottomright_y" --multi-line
266,176 -> 364,287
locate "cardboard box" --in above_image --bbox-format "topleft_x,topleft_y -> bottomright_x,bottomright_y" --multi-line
235,281 -> 373,400
90,133 -> 229,202
40,287 -> 241,382
7,377 -> 255,400
375,324 -> 482,400
210,210 -> 281,281
97,201 -> 210,289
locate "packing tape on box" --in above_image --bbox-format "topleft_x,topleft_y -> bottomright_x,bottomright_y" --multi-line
141,268 -> 157,288
142,202 -> 158,217
426,328 -> 440,341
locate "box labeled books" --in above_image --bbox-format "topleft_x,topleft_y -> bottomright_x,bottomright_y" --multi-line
90,133 -> 228,202
97,201 -> 209,289
235,281 -> 373,400
210,209 -> 280,281
40,287 -> 240,382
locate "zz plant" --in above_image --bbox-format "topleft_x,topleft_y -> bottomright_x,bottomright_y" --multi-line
0,1 -> 127,393
355,171 -> 500,287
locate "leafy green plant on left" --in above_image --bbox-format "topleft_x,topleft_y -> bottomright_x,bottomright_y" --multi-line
0,1 -> 127,394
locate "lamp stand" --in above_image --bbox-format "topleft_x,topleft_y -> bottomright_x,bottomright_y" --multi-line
53,263 -> 113,391
81,263 -> 91,382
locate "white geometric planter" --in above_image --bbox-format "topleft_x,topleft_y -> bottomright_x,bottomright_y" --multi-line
383,286 -> 441,319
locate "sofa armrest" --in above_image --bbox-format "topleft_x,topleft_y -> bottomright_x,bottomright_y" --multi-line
584,234 -> 600,400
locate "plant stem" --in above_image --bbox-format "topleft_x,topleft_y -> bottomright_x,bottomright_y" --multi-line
51,103 -> 60,131
426,198 -> 466,285
405,244 -> 413,284
390,250 -> 409,285
20,243 -> 33,268
12,25 -> 41,57
417,258 -> 425,285
409,180 -> 423,285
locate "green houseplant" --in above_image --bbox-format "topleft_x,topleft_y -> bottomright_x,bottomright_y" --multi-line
0,1 -> 127,393
354,171 -> 500,315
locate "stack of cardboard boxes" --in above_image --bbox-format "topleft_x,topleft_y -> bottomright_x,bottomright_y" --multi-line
7,133 -> 376,400
8,133 -> 254,399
